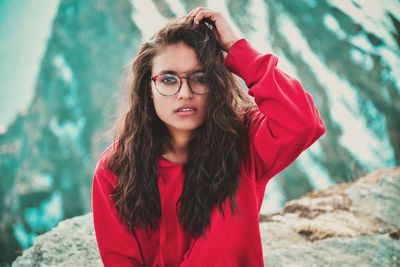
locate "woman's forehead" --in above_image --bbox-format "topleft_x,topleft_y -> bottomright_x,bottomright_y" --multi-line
152,42 -> 202,75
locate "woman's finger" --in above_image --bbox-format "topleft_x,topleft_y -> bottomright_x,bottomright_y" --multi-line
185,9 -> 196,21
193,10 -> 219,25
185,7 -> 202,21
186,7 -> 210,23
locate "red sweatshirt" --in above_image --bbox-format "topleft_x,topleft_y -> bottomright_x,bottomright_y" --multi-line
92,39 -> 326,267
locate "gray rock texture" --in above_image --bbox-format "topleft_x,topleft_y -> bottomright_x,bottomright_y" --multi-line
261,167 -> 400,266
13,167 -> 400,267
12,214 -> 101,267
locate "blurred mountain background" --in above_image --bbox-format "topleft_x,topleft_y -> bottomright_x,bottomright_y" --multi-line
0,0 -> 399,265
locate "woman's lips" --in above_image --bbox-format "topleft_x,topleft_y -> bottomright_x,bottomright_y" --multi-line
174,106 -> 198,115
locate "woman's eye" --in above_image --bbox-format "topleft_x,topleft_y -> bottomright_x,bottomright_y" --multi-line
192,75 -> 207,83
161,76 -> 178,84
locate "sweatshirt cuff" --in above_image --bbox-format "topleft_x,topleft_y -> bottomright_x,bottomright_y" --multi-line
224,38 -> 261,85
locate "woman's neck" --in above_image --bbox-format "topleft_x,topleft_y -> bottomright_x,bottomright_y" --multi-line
163,129 -> 191,164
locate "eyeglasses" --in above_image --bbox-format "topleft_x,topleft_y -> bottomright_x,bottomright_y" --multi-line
151,72 -> 209,96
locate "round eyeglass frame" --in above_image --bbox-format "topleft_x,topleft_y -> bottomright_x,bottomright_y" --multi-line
151,74 -> 209,96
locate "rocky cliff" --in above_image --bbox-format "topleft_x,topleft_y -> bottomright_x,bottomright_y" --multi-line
12,167 -> 400,267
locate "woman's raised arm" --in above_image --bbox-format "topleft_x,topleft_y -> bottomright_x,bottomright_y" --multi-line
225,39 -> 326,184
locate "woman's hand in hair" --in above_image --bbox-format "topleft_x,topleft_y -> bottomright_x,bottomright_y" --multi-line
186,7 -> 240,52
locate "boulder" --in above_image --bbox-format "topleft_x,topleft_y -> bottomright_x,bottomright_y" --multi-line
261,167 -> 400,266
12,214 -> 101,267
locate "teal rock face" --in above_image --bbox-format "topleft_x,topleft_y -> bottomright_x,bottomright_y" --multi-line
0,0 -> 140,264
1,0 -> 399,265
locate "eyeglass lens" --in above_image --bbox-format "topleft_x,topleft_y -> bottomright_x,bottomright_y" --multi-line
154,73 -> 208,95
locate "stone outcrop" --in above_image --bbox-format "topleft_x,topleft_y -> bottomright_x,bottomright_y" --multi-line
12,214 -> 101,267
261,167 -> 400,266
13,167 -> 400,266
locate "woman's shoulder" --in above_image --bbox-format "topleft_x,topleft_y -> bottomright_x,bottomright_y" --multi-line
93,143 -> 119,184
97,143 -> 117,167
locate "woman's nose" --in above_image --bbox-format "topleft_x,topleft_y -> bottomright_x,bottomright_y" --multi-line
177,79 -> 194,99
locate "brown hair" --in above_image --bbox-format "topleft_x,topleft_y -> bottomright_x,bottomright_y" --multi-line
108,17 -> 254,238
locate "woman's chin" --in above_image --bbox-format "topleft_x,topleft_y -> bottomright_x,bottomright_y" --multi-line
166,121 -> 205,134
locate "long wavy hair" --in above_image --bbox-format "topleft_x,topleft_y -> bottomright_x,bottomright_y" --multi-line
108,17 -> 255,238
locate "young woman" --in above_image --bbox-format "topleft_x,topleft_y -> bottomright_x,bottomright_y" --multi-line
92,7 -> 325,267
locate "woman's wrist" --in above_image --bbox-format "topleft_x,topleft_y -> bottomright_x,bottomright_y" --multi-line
224,37 -> 240,52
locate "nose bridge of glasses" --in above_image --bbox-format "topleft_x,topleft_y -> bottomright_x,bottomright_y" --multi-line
178,76 -> 194,95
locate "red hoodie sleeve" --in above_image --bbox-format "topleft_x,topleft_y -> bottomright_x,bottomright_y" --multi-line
224,39 -> 326,184
92,149 -> 144,267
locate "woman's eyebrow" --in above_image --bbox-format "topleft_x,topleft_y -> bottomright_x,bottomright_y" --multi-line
158,69 -> 205,75
159,70 -> 177,75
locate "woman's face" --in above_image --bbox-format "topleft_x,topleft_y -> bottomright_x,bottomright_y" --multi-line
150,42 -> 208,136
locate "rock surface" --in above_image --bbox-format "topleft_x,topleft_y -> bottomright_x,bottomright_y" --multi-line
13,167 -> 400,266
12,214 -> 101,267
